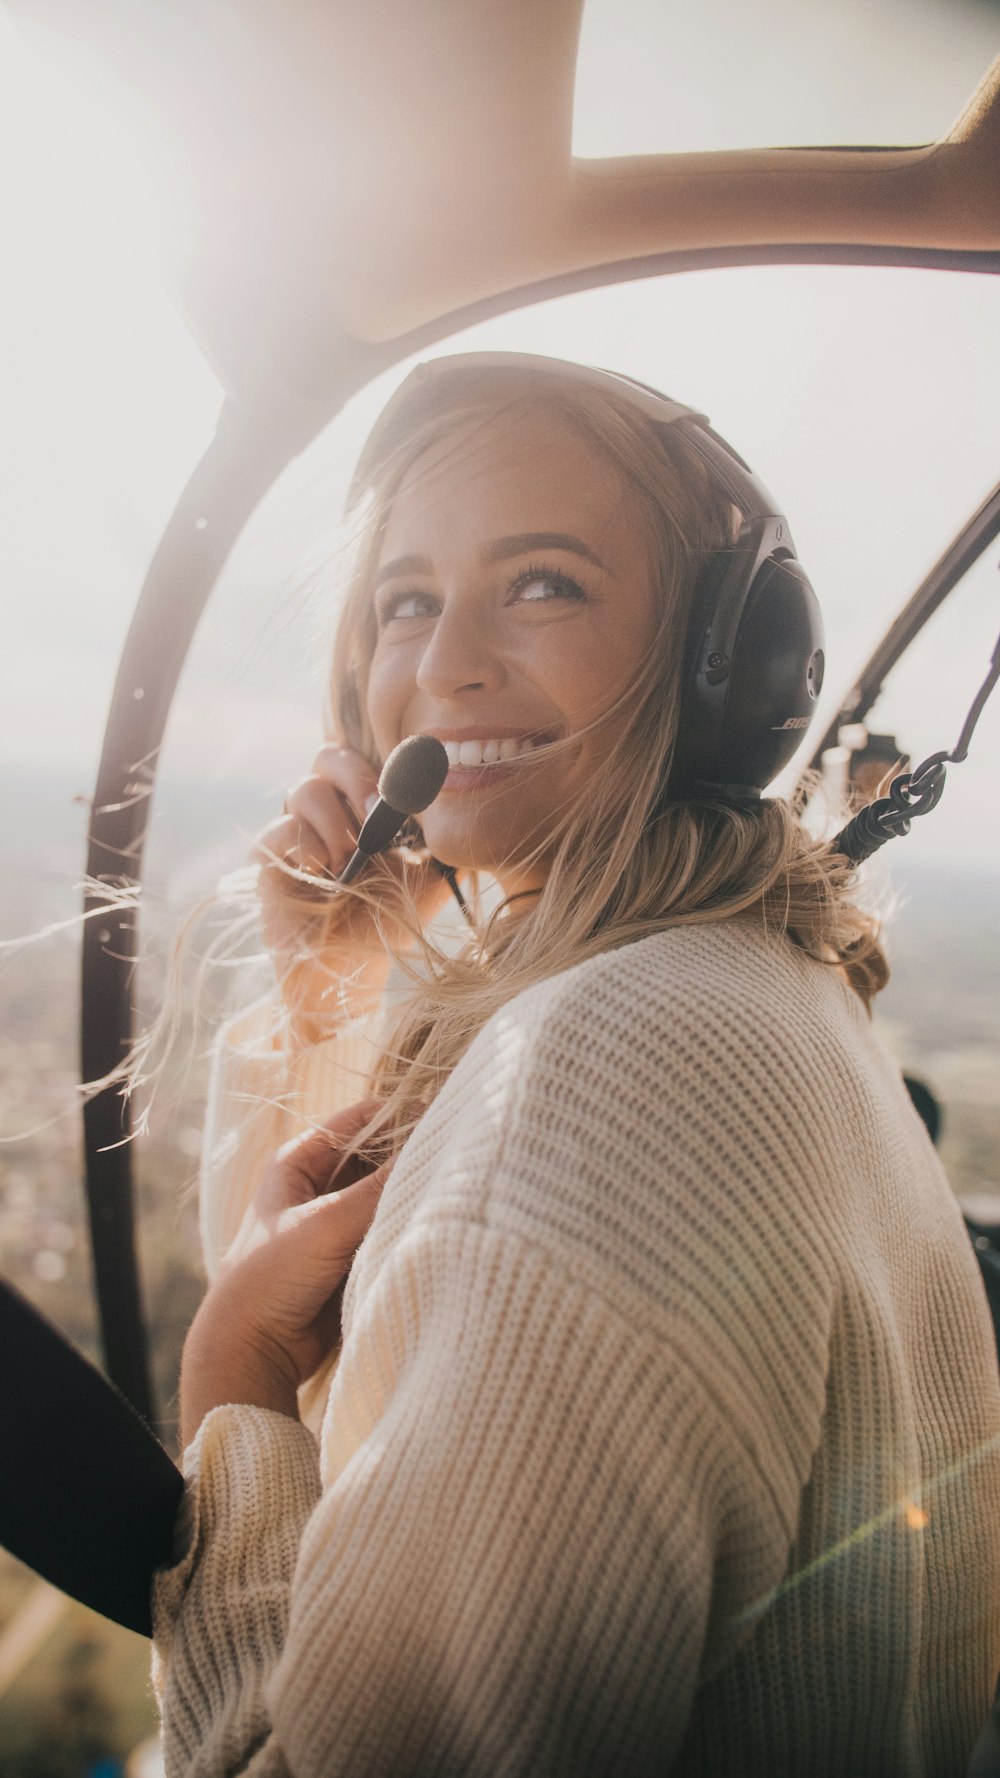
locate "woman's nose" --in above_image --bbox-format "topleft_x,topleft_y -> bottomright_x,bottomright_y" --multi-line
415,601 -> 505,698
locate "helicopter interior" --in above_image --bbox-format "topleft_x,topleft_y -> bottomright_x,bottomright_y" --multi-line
0,0 -> 999,1765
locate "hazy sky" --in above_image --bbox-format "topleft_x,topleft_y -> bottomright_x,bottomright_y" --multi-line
0,3 -> 998,881
574,0 -> 1000,154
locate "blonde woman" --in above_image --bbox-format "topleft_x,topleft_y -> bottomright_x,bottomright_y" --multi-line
154,356 -> 1000,1776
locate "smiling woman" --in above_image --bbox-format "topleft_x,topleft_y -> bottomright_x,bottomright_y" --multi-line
150,352 -> 1000,1777
365,407 -> 661,888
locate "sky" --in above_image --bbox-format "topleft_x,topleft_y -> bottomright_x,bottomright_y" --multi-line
0,1 -> 998,890
574,0 -> 1000,155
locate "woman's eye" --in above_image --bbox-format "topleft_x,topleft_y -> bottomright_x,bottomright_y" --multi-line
376,590 -> 437,625
510,564 -> 586,606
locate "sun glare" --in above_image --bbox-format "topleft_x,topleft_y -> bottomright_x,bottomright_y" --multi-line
0,17 -> 222,773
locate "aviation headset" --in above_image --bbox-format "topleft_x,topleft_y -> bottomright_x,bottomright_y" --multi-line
355,351 -> 825,803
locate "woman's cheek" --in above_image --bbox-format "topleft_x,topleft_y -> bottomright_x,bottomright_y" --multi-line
364,658 -> 399,756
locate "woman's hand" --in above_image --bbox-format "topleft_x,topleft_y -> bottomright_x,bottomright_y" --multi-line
180,1101 -> 389,1447
254,744 -> 446,1043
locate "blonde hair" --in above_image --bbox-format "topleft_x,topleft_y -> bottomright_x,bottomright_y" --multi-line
275,365 -> 886,1162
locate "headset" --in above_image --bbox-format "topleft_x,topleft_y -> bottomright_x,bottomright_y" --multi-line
355,351 -> 825,803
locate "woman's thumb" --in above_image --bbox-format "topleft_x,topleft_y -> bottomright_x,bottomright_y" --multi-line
290,1162 -> 388,1267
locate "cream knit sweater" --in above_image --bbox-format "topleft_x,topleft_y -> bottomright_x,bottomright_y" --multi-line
154,918 -> 1000,1776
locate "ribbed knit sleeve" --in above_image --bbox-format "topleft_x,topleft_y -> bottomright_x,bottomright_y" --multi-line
153,1407 -> 321,1777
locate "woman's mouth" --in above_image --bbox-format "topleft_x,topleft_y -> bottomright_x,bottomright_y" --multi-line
432,732 -> 556,790
442,736 -> 542,767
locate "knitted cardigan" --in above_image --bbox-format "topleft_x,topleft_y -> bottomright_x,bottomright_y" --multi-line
153,918 -> 1000,1777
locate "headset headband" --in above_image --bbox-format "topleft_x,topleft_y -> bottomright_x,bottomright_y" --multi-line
354,350 -> 786,530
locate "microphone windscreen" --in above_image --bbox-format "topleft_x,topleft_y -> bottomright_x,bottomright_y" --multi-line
377,735 -> 449,814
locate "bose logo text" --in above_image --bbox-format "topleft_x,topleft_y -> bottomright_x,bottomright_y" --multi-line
771,717 -> 811,731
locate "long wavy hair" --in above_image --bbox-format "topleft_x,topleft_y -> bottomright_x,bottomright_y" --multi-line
273,363 -> 886,1163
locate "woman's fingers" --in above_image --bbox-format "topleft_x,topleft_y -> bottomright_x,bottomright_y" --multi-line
247,744 -> 452,1040
181,1149 -> 389,1441
284,779 -> 358,874
270,1100 -> 386,1207
224,1104 -> 391,1329
252,748 -> 380,882
286,746 -> 382,869
312,745 -> 380,823
288,1164 -> 388,1273
254,811 -> 331,880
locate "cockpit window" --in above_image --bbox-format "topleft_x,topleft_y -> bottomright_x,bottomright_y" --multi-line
574,0 -> 1000,155
146,262 -> 998,893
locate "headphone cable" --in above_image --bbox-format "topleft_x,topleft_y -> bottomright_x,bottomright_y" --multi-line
831,620 -> 1000,867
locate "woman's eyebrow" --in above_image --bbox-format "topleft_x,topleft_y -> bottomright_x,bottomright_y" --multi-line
373,553 -> 432,590
373,533 -> 610,590
483,532 -> 610,572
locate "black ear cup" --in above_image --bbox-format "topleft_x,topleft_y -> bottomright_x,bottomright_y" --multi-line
674,554 -> 824,798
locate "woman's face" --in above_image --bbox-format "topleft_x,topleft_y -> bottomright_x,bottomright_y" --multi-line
365,407 -> 658,891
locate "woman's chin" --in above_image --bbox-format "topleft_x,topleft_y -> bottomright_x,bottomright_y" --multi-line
420,805 -> 551,890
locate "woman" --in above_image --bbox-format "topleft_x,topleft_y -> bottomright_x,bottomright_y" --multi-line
155,355 -> 1000,1776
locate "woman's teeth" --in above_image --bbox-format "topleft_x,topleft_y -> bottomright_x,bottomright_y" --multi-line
442,737 -> 540,767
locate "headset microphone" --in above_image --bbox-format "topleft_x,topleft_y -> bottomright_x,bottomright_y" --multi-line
338,734 -> 450,884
